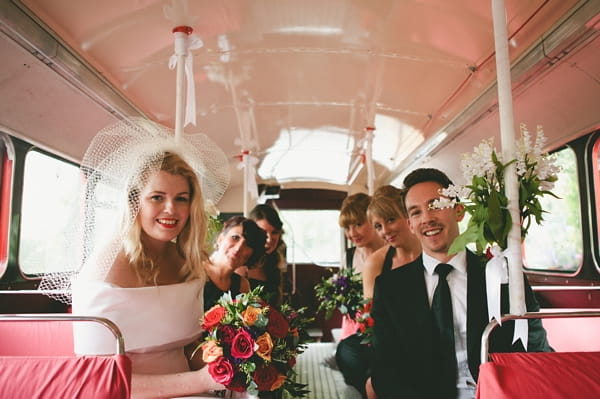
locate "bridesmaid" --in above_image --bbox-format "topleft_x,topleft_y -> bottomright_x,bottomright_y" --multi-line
204,216 -> 266,310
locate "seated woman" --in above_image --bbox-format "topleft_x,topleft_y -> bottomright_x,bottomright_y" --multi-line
244,204 -> 287,307
338,193 -> 385,339
337,186 -> 421,399
66,119 -> 231,398
204,215 -> 266,310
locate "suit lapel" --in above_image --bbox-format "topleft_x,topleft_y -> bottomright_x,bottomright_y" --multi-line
466,251 -> 487,379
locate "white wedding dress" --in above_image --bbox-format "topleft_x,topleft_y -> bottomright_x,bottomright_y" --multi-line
71,279 -> 204,374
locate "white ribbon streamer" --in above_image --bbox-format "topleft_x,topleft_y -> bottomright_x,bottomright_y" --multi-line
513,319 -> 529,349
236,152 -> 259,200
485,244 -> 509,326
169,31 -> 203,127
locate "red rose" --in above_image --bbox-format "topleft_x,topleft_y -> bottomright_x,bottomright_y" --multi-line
202,305 -> 226,330
254,364 -> 279,391
226,372 -> 248,392
366,316 -> 374,327
267,308 -> 289,339
218,324 -> 237,345
230,328 -> 254,359
208,356 -> 234,385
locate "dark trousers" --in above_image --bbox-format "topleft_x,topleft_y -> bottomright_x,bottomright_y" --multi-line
335,333 -> 373,398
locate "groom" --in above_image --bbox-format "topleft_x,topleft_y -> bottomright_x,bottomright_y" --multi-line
370,168 -> 552,399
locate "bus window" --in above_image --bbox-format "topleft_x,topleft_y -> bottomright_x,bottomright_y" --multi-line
279,209 -> 342,266
523,147 -> 582,272
19,150 -> 80,276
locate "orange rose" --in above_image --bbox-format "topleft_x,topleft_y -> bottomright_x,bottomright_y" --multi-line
255,332 -> 273,361
201,340 -> 223,363
241,305 -> 262,327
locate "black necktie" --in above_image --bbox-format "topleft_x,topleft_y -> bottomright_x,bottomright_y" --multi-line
432,263 -> 457,398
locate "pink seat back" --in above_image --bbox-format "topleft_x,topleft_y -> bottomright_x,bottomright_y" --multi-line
0,315 -> 131,398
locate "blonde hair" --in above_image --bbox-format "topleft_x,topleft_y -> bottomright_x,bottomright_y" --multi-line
339,192 -> 371,229
367,185 -> 407,221
123,151 -> 207,284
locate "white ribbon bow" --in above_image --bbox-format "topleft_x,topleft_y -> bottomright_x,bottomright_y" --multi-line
169,32 -> 203,127
485,244 -> 508,325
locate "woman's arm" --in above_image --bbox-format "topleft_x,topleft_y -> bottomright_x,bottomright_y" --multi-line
131,366 -> 223,399
362,247 -> 387,299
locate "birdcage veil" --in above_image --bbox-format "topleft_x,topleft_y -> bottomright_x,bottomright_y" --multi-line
39,117 -> 230,303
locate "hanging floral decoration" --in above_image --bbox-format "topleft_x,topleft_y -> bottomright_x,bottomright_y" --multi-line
434,124 -> 561,256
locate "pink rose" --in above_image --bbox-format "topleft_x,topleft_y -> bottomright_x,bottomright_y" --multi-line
230,328 -> 254,359
201,340 -> 223,363
202,305 -> 226,330
208,356 -> 234,385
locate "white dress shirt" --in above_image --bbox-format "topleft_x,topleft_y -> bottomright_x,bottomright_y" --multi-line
422,251 -> 477,399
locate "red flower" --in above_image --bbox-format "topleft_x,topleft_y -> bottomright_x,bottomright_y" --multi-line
208,356 -> 234,385
254,364 -> 279,391
267,308 -> 289,339
202,305 -> 226,329
288,356 -> 296,368
226,372 -> 248,392
218,324 -> 237,345
485,246 -> 493,260
230,328 -> 254,359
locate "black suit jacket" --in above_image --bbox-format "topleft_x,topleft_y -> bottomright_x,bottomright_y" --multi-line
370,251 -> 551,399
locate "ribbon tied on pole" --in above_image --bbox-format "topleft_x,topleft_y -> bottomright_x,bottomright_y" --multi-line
169,26 -> 203,127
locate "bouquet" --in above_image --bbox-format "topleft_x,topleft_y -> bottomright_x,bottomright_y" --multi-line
314,267 -> 363,320
355,299 -> 374,345
435,124 -> 561,255
198,287 -> 312,397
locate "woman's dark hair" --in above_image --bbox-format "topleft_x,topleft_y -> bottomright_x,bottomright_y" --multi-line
249,204 -> 286,305
249,204 -> 283,231
221,216 -> 267,266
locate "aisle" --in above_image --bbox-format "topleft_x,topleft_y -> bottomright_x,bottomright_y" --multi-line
293,342 -> 361,399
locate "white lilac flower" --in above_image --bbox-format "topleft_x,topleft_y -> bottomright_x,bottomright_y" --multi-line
430,197 -> 457,210
461,139 -> 497,182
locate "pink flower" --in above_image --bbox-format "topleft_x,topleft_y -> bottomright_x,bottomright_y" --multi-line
201,340 -> 223,363
208,357 -> 234,385
230,328 -> 254,359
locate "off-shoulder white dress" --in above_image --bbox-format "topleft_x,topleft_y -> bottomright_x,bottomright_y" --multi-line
72,279 -> 204,374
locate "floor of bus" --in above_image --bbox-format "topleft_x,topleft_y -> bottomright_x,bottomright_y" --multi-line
294,342 -> 362,399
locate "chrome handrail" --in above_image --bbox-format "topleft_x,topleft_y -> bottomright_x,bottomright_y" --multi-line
480,310 -> 600,364
0,313 -> 125,355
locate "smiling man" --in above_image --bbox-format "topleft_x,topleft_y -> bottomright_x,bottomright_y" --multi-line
369,168 -> 552,399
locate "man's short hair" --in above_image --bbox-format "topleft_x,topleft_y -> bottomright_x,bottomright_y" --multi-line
402,168 -> 454,192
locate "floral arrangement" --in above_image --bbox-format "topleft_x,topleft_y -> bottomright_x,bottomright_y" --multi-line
197,287 -> 312,397
435,124 -> 561,255
314,267 -> 363,320
355,299 -> 374,345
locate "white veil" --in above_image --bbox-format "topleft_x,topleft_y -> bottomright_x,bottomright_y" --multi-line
38,118 -> 230,304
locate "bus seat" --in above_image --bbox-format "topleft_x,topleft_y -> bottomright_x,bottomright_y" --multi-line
0,314 -> 131,399
540,309 -> 600,351
476,311 -> 600,399
477,352 -> 600,398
